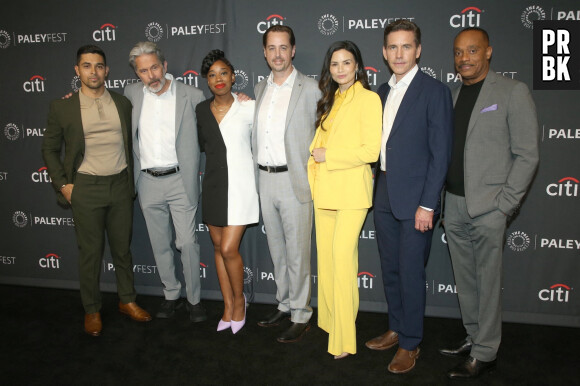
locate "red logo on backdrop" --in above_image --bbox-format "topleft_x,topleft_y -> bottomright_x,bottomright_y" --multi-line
176,70 -> 199,87
257,14 -> 285,33
93,23 -> 116,41
200,262 -> 207,278
358,271 -> 375,289
450,7 -> 482,28
538,283 -> 572,302
31,166 -> 51,183
39,253 -> 60,269
546,177 -> 579,197
365,66 -> 380,86
23,75 -> 45,92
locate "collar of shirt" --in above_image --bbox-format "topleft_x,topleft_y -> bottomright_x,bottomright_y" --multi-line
142,73 -> 176,98
266,66 -> 297,89
388,64 -> 419,90
79,88 -> 112,108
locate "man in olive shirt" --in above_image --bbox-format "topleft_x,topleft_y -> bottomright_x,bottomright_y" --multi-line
42,45 -> 151,337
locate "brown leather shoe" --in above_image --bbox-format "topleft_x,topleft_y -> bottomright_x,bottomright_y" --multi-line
365,330 -> 399,350
119,302 -> 152,322
388,347 -> 421,374
84,312 -> 102,336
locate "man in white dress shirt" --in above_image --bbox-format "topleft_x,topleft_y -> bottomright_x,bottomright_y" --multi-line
124,42 -> 207,322
252,25 -> 321,343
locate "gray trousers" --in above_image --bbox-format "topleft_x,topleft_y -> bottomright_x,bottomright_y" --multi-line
259,170 -> 313,323
444,192 -> 506,362
138,171 -> 201,305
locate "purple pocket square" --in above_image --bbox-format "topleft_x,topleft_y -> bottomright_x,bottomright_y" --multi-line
480,104 -> 498,113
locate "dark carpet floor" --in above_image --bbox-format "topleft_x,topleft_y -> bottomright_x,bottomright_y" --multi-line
0,284 -> 577,385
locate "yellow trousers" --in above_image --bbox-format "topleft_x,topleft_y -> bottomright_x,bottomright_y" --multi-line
315,207 -> 368,355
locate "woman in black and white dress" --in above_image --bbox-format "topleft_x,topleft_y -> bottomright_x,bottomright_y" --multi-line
196,50 -> 258,334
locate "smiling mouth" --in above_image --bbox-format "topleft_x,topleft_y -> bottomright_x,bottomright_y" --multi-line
215,84 -> 225,89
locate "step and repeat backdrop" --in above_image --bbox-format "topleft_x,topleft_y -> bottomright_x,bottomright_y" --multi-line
1,0 -> 578,327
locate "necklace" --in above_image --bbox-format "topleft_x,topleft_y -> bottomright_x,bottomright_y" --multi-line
212,99 -> 232,114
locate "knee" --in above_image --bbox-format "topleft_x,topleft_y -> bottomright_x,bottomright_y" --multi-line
220,245 -> 239,261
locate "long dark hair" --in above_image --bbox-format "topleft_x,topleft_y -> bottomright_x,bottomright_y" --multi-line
316,40 -> 370,130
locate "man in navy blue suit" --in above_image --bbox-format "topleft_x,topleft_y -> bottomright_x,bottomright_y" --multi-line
365,20 -> 454,374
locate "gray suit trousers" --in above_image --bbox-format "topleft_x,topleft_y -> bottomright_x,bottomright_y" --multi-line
259,170 -> 313,323
138,171 -> 201,305
444,192 -> 506,362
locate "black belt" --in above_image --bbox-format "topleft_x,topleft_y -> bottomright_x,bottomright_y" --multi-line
258,164 -> 288,173
143,166 -> 180,177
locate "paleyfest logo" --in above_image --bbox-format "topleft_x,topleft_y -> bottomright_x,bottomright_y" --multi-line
0,29 -> 10,49
506,231 -> 531,252
318,14 -> 339,36
521,5 -> 546,29
145,22 -> 164,42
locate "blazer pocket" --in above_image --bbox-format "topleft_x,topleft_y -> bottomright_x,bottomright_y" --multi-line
484,174 -> 508,185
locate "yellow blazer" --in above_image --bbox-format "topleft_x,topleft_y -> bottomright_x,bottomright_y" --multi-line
308,81 -> 382,209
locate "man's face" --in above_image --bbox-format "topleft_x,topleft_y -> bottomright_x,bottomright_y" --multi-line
454,30 -> 492,85
134,53 -> 168,94
383,30 -> 421,82
263,31 -> 295,75
75,53 -> 109,91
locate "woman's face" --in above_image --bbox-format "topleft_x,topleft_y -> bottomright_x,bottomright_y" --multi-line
207,60 -> 235,96
329,49 -> 358,92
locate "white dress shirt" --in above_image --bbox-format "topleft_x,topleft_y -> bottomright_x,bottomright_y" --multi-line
139,73 -> 178,170
257,67 -> 297,167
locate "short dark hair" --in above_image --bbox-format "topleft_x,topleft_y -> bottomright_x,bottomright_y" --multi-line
262,25 -> 295,47
76,45 -> 106,65
384,20 -> 421,47
456,27 -> 490,45
200,49 -> 235,78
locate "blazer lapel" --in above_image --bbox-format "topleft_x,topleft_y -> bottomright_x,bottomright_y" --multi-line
285,72 -> 304,130
466,70 -> 497,141
174,82 -> 186,137
388,72 -> 423,142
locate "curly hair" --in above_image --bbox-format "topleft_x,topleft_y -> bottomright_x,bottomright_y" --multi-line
200,49 -> 235,78
316,41 -> 370,130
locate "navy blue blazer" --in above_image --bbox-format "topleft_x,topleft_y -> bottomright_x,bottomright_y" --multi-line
375,70 -> 454,220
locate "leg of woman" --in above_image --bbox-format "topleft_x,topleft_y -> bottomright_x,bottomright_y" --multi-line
219,225 -> 247,322
328,208 -> 368,357
314,208 -> 336,334
208,225 -> 233,322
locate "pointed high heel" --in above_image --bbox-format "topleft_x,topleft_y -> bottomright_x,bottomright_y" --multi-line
231,294 -> 247,334
217,319 -> 231,331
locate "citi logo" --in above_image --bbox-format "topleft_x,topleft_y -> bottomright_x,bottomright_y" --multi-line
39,253 -> 60,269
546,177 -> 579,197
200,262 -> 207,279
257,14 -> 284,34
450,7 -> 482,28
358,271 -> 375,289
93,23 -> 116,42
365,67 -> 379,86
538,283 -> 571,302
176,70 -> 199,87
31,166 -> 51,183
23,75 -> 45,92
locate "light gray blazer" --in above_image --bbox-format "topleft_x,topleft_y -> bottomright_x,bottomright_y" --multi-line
124,79 -> 205,206
252,70 -> 321,203
454,69 -> 539,217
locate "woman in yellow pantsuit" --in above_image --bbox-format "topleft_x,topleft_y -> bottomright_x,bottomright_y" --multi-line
308,40 -> 382,359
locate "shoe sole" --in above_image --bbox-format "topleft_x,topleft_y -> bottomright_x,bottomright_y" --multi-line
387,350 -> 420,374
119,309 -> 152,322
276,324 -> 311,343
439,350 -> 471,358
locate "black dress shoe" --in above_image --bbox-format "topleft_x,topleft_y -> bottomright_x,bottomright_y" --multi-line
277,322 -> 310,343
447,356 -> 497,379
257,309 -> 290,327
156,299 -> 183,319
186,301 -> 207,323
439,339 -> 472,357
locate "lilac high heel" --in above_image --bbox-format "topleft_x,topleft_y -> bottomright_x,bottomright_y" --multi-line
217,319 -> 231,332
231,294 -> 247,334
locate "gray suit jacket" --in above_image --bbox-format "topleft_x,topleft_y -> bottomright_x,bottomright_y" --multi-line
454,70 -> 539,217
252,70 -> 321,203
124,78 -> 205,206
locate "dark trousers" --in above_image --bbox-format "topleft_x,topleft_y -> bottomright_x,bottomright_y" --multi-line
373,172 -> 434,350
71,169 -> 136,313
